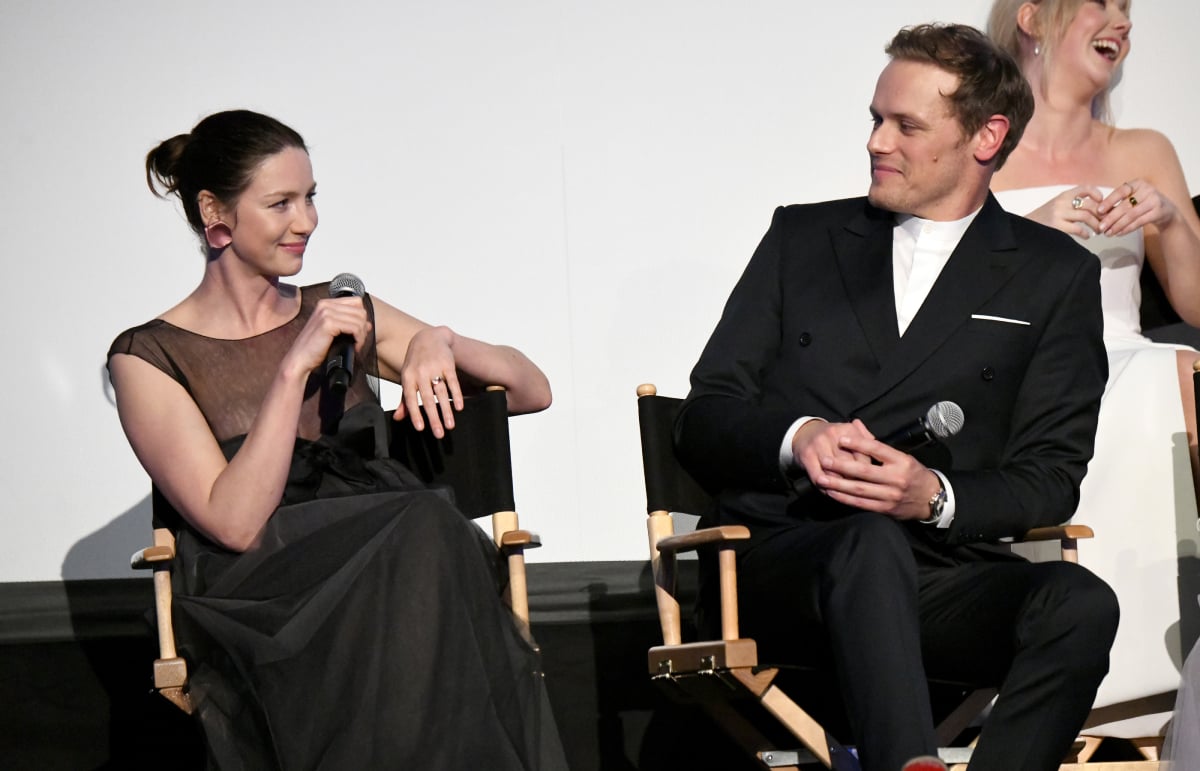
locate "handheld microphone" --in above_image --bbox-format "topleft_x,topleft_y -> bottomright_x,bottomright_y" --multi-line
790,400 -> 965,495
879,400 -> 965,452
325,272 -> 366,395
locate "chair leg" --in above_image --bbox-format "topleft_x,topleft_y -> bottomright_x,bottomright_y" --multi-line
726,668 -> 861,769
693,695 -> 804,769
1071,735 -> 1103,763
1130,736 -> 1162,760
756,685 -> 835,768
153,657 -> 193,714
934,687 -> 996,746
647,511 -> 682,646
492,511 -> 530,628
505,547 -> 531,633
150,552 -> 193,714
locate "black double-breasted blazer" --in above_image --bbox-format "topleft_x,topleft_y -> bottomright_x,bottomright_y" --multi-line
675,194 -> 1107,556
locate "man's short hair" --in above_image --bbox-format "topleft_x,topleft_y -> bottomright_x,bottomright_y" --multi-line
886,23 -> 1034,169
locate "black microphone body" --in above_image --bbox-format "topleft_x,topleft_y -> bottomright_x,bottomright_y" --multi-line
789,401 -> 964,495
325,273 -> 366,395
879,418 -> 945,454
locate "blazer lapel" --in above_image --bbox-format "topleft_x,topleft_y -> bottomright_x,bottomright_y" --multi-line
856,195 -> 1032,409
831,204 -> 899,368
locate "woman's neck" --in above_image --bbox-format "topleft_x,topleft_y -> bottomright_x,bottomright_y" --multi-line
992,65 -> 1114,190
1024,53 -> 1113,152
166,255 -> 299,338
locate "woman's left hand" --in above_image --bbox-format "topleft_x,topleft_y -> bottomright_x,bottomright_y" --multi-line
1098,179 -> 1178,237
394,325 -> 462,437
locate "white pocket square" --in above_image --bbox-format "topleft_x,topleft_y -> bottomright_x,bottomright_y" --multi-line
971,314 -> 1030,326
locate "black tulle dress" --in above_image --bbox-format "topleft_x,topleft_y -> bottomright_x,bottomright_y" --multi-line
107,284 -> 567,770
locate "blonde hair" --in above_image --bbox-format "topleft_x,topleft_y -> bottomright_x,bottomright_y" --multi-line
986,0 -> 1130,122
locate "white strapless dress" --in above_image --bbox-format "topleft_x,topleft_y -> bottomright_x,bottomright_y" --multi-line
996,186 -> 1200,738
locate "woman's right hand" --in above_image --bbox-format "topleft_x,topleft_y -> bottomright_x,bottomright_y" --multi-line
280,297 -> 373,381
1025,185 -> 1106,239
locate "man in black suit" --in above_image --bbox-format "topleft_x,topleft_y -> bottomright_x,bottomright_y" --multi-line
675,23 -> 1118,771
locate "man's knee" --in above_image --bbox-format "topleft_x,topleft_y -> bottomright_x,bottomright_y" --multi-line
1025,562 -> 1119,665
1048,562 -> 1118,631
829,512 -> 912,557
824,513 -> 916,586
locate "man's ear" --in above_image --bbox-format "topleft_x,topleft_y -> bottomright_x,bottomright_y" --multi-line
974,115 -> 1011,165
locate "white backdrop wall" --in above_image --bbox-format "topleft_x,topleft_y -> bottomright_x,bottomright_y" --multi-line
2,1 -> 1196,582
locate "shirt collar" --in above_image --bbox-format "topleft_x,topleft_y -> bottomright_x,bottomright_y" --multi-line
895,206 -> 982,245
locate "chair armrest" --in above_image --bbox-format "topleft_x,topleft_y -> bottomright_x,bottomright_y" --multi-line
130,544 -> 176,569
656,525 -> 750,555
1016,524 -> 1094,565
1019,525 -> 1094,543
498,529 -> 542,551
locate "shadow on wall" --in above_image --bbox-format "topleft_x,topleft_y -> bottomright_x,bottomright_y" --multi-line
61,494 -> 153,581
1177,548 -> 1200,671
62,363 -> 154,582
1173,431 -> 1200,668
55,492 -> 204,769
34,365 -> 203,768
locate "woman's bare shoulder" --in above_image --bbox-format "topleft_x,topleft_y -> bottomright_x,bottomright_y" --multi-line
1109,127 -> 1178,166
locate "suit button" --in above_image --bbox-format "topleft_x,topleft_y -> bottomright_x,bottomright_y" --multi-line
981,367 -> 995,381
799,332 -> 812,346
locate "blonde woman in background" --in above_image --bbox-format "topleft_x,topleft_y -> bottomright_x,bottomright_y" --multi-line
988,0 -> 1200,758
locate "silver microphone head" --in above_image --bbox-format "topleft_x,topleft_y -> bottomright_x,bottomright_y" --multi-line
330,272 -> 365,298
924,401 -> 965,441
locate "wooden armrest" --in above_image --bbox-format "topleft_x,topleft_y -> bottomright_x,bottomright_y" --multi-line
656,525 -> 750,555
130,544 -> 176,569
1020,525 -> 1094,542
499,529 -> 542,550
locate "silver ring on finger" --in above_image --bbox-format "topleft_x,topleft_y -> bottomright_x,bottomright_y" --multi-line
1071,196 -> 1084,210
431,376 -> 443,386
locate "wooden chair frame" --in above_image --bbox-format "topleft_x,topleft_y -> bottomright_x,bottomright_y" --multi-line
130,385 -> 539,712
637,383 -> 1098,770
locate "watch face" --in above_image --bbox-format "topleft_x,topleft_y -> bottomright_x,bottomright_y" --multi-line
928,489 -> 946,521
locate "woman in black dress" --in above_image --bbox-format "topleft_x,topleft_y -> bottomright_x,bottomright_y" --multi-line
107,109 -> 566,770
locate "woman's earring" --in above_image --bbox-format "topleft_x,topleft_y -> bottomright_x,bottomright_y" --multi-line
205,221 -> 232,249
1034,41 -> 1041,56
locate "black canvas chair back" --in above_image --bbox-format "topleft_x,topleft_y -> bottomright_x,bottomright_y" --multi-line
388,386 -> 516,520
146,389 -> 517,528
637,390 -> 714,518
151,485 -> 184,532
1140,194 -> 1200,334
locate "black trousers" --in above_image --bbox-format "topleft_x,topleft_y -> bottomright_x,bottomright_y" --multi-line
712,512 -> 1119,771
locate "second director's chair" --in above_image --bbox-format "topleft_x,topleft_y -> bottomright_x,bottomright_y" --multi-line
636,383 -> 1096,770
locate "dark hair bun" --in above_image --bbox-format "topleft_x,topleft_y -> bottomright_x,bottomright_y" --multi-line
143,110 -> 307,237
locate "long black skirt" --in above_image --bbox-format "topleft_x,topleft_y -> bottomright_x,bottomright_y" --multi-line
171,475 -> 566,770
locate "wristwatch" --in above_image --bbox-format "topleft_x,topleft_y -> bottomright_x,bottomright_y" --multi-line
922,477 -> 947,525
